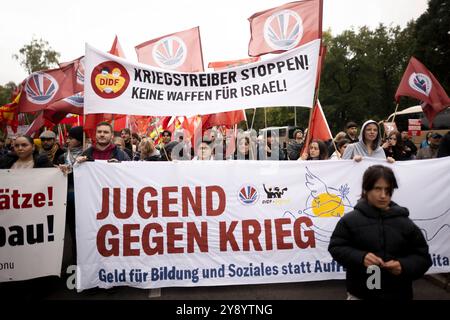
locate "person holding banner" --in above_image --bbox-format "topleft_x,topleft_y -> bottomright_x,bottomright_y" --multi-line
77,122 -> 130,163
57,126 -> 84,262
0,135 -> 52,169
342,120 -> 395,163
328,165 -> 432,300
299,139 -> 329,160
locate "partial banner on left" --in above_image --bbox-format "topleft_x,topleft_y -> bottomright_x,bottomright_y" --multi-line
0,169 -> 67,282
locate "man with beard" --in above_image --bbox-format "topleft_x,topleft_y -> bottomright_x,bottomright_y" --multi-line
39,130 -> 65,165
77,122 -> 130,162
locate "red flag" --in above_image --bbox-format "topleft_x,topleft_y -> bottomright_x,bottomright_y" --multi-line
129,115 -> 153,136
59,56 -> 85,92
208,57 -> 260,70
109,35 -> 126,58
60,114 -> 82,125
135,26 -> 204,72
0,91 -> 20,132
24,112 -> 47,137
203,57 -> 256,129
248,0 -> 323,57
201,110 -> 246,130
302,100 -> 332,153
18,62 -> 79,113
43,92 -> 84,124
395,57 -> 450,127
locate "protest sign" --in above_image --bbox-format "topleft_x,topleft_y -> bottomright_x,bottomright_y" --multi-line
84,40 -> 320,116
74,158 -> 450,290
0,169 -> 67,282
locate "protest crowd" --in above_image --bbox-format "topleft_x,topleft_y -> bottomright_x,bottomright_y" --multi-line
1,0 -> 450,301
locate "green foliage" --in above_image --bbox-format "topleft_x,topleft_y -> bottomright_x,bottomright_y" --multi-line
319,24 -> 417,134
12,37 -> 60,74
242,1 -> 449,136
413,0 -> 450,90
0,82 -> 17,106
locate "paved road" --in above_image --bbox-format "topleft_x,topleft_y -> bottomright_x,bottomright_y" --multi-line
1,274 -> 449,300
2,230 -> 449,301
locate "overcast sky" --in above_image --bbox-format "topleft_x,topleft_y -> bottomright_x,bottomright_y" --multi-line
0,0 -> 428,85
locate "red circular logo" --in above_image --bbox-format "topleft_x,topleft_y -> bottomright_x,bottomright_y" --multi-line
91,61 -> 130,99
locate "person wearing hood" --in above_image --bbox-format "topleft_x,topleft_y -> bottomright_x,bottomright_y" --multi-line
328,165 -> 432,300
342,120 -> 394,163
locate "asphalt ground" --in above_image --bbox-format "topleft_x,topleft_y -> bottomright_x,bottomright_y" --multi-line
1,225 -> 449,302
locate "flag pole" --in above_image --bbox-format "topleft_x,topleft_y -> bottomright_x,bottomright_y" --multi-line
391,103 -> 400,124
264,108 -> 267,128
384,103 -> 400,139
82,114 -> 86,150
250,108 -> 257,131
294,107 -> 297,127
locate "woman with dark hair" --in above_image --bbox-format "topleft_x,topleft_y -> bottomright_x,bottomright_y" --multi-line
382,131 -> 410,161
299,139 -> 328,160
328,165 -> 432,300
342,120 -> 394,163
0,135 -> 52,169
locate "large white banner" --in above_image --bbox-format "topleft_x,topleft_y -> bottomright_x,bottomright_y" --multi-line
0,169 -> 67,282
84,40 -> 320,116
74,158 -> 450,290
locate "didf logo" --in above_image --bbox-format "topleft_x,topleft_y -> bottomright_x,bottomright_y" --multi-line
91,61 -> 130,99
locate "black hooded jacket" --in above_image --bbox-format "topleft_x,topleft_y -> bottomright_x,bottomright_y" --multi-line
328,199 -> 432,300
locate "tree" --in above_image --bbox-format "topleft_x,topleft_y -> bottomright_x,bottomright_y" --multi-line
319,24 -> 416,134
12,37 -> 60,74
413,0 -> 450,91
0,82 -> 17,105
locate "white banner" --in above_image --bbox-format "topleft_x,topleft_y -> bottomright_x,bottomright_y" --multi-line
0,169 -> 67,282
74,158 -> 450,290
84,40 -> 320,117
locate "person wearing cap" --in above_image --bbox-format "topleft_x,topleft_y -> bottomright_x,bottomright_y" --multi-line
56,126 -> 84,262
416,133 -> 442,159
344,121 -> 359,144
39,130 -> 65,165
57,126 -> 84,173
